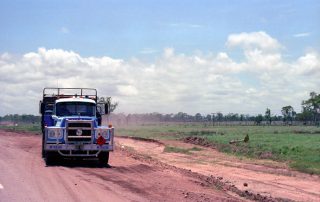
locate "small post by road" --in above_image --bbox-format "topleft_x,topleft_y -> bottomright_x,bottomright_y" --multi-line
211,113 -> 215,127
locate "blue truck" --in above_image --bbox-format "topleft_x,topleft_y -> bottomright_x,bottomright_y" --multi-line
39,88 -> 114,166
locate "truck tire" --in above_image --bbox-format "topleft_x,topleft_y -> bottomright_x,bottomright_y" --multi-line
98,152 -> 109,167
41,135 -> 45,158
45,152 -> 57,166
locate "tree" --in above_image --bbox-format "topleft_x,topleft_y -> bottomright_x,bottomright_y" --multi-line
225,113 -> 239,121
240,114 -> 244,122
296,107 -> 313,124
206,114 -> 212,122
195,113 -> 202,122
98,97 -> 119,114
174,112 -> 188,122
302,91 -> 320,125
255,114 -> 263,125
265,108 -> 271,125
281,106 -> 294,125
216,112 -> 223,122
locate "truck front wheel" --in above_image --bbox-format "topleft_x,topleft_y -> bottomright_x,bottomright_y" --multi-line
98,152 -> 109,167
41,135 -> 45,158
45,152 -> 58,166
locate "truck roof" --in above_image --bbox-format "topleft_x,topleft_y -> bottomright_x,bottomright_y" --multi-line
56,97 -> 96,104
43,88 -> 98,102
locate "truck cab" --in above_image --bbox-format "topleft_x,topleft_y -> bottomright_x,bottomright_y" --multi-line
39,88 -> 114,166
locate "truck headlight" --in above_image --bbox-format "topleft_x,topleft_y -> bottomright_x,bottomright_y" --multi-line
95,129 -> 109,140
48,130 -> 56,138
47,128 -> 63,139
102,130 -> 109,139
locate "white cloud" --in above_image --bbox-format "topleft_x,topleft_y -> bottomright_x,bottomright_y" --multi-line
1,52 -> 11,60
293,32 -> 311,38
163,47 -> 175,58
292,52 -> 320,75
117,85 -> 139,96
226,31 -> 282,51
1,31 -> 319,116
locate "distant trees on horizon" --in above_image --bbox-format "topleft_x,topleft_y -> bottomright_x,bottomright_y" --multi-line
1,92 -> 320,126
109,91 -> 320,126
0,114 -> 40,124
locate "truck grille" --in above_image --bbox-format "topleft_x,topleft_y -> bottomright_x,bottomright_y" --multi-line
66,120 -> 93,142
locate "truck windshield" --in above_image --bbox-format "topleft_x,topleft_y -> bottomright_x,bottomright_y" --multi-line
56,102 -> 96,117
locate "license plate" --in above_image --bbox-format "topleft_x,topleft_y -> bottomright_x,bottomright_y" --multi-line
49,145 -> 63,149
75,144 -> 82,150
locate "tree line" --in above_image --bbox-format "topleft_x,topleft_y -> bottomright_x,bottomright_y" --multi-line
0,114 -> 40,124
1,91 -> 319,126
279,91 -> 320,125
110,91 -> 320,126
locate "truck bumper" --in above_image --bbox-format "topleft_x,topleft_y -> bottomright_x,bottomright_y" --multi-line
45,144 -> 113,157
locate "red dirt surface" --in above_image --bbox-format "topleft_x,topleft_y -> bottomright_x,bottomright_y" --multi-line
1,129 -> 319,201
117,136 -> 320,202
0,130 -> 239,202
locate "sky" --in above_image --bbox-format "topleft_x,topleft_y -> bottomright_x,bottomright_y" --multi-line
0,0 -> 320,116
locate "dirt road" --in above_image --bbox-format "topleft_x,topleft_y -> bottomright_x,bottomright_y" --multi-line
1,130 -> 319,202
0,130 -> 241,202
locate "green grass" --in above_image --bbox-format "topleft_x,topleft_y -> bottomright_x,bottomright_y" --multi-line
118,123 -> 320,174
0,123 -> 41,133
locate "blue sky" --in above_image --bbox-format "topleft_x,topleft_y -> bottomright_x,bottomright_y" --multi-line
1,0 -> 319,59
0,0 -> 320,116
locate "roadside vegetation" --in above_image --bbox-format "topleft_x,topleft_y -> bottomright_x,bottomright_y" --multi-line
118,124 -> 320,175
0,114 -> 41,133
0,123 -> 41,133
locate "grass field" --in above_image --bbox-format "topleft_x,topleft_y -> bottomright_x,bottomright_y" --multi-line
0,123 -> 41,133
118,123 -> 320,174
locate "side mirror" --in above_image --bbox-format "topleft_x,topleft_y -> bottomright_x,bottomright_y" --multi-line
104,103 -> 109,114
39,101 -> 44,114
52,115 -> 59,121
51,115 -> 58,126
